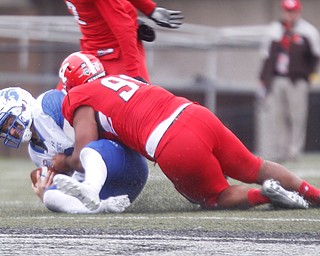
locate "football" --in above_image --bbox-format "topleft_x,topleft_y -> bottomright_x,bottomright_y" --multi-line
30,166 -> 57,186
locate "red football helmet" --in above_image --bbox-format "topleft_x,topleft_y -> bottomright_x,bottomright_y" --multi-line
59,52 -> 106,92
281,0 -> 302,11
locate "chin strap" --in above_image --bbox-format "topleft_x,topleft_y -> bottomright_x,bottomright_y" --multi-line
21,120 -> 33,142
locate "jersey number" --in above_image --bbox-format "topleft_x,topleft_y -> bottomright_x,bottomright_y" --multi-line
101,75 -> 139,102
65,1 -> 87,25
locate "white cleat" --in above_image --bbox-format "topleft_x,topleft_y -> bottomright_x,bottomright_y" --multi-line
53,174 -> 100,211
101,195 -> 131,213
261,179 -> 309,209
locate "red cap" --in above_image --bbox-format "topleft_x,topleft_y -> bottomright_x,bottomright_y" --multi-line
281,0 -> 302,11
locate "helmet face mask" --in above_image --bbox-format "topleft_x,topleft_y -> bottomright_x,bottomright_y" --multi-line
0,111 -> 25,148
59,52 -> 106,92
0,88 -> 35,148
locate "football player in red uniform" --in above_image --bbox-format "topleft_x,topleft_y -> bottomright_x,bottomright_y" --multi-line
53,52 -> 320,211
58,0 -> 183,87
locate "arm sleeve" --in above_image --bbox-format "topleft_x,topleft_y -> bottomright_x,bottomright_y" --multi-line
306,22 -> 320,57
259,22 -> 279,85
307,24 -> 320,72
127,0 -> 156,16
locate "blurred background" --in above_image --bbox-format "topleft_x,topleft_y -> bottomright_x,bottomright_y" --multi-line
0,0 -> 320,158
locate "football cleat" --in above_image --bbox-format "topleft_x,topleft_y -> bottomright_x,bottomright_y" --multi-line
53,174 -> 100,211
261,179 -> 309,209
100,195 -> 131,213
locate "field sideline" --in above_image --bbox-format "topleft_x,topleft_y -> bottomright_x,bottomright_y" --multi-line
1,154 -> 320,255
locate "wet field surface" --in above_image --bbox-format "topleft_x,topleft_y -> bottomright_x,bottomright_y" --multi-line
1,156 -> 320,255
1,228 -> 320,255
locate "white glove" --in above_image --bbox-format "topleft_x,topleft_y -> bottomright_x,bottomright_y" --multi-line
101,195 -> 131,213
149,7 -> 183,29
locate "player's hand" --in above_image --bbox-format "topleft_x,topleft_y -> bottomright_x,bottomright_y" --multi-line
149,7 -> 183,29
137,19 -> 156,42
31,168 -> 55,201
52,153 -> 75,174
256,81 -> 268,100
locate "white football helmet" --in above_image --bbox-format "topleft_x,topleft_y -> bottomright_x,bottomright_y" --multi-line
0,87 -> 35,148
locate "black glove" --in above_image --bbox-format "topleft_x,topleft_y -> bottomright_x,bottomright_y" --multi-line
137,19 -> 156,42
149,7 -> 183,29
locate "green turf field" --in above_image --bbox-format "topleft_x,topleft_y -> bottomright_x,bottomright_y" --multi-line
1,155 -> 320,255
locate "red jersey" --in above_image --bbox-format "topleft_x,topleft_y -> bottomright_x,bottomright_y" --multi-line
64,0 -> 155,77
62,75 -> 191,160
62,75 -> 263,208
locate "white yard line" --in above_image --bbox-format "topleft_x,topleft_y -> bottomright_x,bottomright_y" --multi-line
6,215 -> 320,222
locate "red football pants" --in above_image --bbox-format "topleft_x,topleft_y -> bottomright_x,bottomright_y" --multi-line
155,104 -> 263,207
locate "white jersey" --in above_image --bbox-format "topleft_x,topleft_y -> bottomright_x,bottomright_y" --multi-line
28,90 -> 75,169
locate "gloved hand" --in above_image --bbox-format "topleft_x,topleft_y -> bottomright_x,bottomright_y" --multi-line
149,7 -> 183,29
137,19 -> 156,42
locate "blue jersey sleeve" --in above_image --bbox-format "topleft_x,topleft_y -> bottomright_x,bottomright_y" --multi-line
41,90 -> 65,128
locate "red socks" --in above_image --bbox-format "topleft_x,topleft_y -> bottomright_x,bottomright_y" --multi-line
248,188 -> 270,206
299,181 -> 320,205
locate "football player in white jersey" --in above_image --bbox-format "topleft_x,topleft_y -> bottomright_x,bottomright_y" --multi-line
0,87 -> 148,213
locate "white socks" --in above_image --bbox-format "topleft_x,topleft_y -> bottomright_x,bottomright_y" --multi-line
79,147 -> 108,194
43,189 -> 93,213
